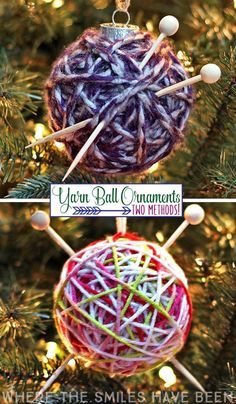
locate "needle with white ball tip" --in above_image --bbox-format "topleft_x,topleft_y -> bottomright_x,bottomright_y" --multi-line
163,204 -> 205,249
157,63 -> 221,97
31,211 -> 75,256
139,15 -> 179,69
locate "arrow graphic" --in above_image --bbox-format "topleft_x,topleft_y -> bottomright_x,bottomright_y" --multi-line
72,206 -> 131,216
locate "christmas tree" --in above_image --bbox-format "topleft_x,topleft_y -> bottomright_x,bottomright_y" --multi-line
0,0 -> 235,198
0,1 -> 235,403
0,203 -> 235,402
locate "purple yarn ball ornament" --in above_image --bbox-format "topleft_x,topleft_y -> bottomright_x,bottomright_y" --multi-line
45,28 -> 194,175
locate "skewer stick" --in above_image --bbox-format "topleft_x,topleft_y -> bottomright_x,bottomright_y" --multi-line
139,15 -> 179,70
31,211 -> 75,257
62,120 -> 105,181
171,357 -> 206,393
33,353 -> 74,402
25,118 -> 92,149
157,64 -> 221,97
116,217 -> 127,235
163,204 -> 205,250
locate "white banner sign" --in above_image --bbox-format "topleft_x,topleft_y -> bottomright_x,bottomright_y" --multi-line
50,184 -> 183,217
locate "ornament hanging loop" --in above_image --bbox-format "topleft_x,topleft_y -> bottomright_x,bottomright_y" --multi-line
100,0 -> 138,41
112,0 -> 131,26
112,9 -> 130,26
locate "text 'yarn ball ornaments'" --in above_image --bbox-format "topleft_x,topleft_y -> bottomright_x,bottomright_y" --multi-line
54,233 -> 192,377
45,29 -> 193,175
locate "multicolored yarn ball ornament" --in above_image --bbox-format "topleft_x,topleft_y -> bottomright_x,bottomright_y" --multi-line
45,27 -> 194,175
54,233 -> 192,377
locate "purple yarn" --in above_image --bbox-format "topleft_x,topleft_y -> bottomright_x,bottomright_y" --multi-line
45,28 -> 193,175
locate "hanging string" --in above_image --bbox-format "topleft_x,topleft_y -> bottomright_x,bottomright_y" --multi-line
115,0 -> 130,12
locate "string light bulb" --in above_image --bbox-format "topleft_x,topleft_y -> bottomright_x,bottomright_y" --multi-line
52,0 -> 64,8
46,341 -> 58,360
159,366 -> 177,387
34,123 -> 46,140
147,162 -> 159,174
68,358 -> 76,370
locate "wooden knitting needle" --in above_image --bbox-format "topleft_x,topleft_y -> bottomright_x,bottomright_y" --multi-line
163,204 -> 205,249
157,63 -> 221,97
171,357 -> 206,393
25,118 -> 92,149
62,120 -> 105,181
33,353 -> 75,402
139,15 -> 179,70
31,211 -> 75,256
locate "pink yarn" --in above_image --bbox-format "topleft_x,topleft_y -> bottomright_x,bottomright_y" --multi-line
54,234 -> 192,376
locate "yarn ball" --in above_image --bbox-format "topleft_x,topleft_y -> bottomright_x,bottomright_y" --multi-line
45,28 -> 194,175
54,233 -> 192,376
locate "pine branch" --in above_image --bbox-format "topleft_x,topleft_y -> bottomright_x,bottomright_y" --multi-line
0,48 -> 41,125
184,48 -> 236,196
176,208 -> 236,389
0,286 -> 49,342
5,170 -> 109,199
34,362 -> 128,404
220,364 -> 236,397
204,151 -> 236,197
0,127 -> 31,184
0,349 -> 43,387
6,169 -> 158,199
191,49 -> 235,163
0,0 -> 70,52
188,2 -> 235,57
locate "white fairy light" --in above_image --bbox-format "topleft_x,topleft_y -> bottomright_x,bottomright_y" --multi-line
52,0 -> 64,8
34,123 -> 45,140
159,366 -> 177,387
46,341 -> 58,359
